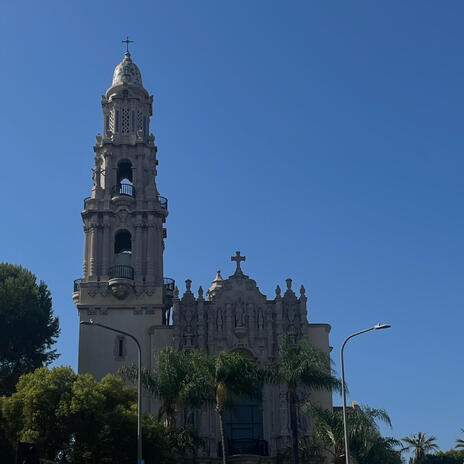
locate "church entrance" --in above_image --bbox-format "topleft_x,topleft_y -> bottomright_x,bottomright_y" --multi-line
222,396 -> 268,456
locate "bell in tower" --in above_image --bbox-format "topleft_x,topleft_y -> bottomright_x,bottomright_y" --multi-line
73,47 -> 174,381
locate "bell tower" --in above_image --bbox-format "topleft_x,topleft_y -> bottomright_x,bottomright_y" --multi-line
73,49 -> 174,380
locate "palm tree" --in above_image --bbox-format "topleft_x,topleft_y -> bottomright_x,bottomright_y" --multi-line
401,432 -> 439,463
455,428 -> 464,450
307,403 -> 400,464
120,348 -> 262,464
208,351 -> 263,464
268,333 -> 341,464
119,347 -> 209,430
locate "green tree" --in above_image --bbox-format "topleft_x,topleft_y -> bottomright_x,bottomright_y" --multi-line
422,449 -> 464,464
121,348 -> 263,464
267,333 -> 341,464
211,351 -> 263,464
120,347 -> 211,430
0,366 -> 174,464
307,403 -> 401,464
0,263 -> 60,395
402,432 -> 439,464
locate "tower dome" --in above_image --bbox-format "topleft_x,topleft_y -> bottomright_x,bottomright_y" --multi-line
111,51 -> 143,87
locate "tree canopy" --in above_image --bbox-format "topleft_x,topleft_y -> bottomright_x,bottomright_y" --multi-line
307,403 -> 402,464
0,366 -> 174,464
402,432 -> 440,463
268,333 -> 341,464
0,263 -> 60,396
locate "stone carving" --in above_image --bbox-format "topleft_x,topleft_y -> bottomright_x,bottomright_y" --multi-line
216,308 -> 224,331
257,307 -> 264,329
235,300 -> 246,328
87,288 -> 97,297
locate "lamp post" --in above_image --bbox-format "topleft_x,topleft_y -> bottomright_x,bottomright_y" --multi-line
80,320 -> 143,464
340,323 -> 391,464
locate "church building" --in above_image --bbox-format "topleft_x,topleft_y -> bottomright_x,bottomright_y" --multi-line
73,49 -> 333,460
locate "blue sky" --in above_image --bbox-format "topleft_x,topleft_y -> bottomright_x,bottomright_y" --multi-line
1,0 -> 463,453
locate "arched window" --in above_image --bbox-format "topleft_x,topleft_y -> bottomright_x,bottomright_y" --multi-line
117,160 -> 132,184
114,230 -> 132,266
115,160 -> 134,197
223,392 -> 264,455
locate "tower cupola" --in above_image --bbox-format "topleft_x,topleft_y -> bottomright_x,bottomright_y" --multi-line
111,51 -> 143,88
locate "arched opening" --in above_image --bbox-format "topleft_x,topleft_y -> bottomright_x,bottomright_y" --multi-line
114,230 -> 132,266
117,160 -> 132,184
113,160 -> 135,197
222,392 -> 266,456
221,349 -> 266,456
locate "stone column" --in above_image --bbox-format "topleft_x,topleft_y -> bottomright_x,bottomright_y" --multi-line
82,225 -> 90,279
146,216 -> 155,282
103,152 -> 111,198
101,217 -> 111,277
88,223 -> 97,280
136,153 -> 143,203
134,216 -> 143,282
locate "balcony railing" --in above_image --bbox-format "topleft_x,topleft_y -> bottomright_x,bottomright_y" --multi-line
111,183 -> 136,198
108,265 -> 134,280
157,194 -> 168,210
73,278 -> 82,292
218,439 -> 268,457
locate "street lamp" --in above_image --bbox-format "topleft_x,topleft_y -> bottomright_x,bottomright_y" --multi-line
80,320 -> 143,464
340,323 -> 391,464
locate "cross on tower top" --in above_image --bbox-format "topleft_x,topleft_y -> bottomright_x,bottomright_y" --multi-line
122,36 -> 134,53
231,251 -> 246,275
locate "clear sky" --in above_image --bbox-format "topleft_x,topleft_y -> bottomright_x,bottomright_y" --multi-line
1,0 -> 463,454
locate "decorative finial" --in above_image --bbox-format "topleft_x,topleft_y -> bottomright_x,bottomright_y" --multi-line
198,286 -> 204,298
300,285 -> 306,297
275,285 -> 281,297
286,278 -> 292,290
231,251 -> 246,275
185,279 -> 192,292
122,36 -> 134,54
174,286 -> 179,298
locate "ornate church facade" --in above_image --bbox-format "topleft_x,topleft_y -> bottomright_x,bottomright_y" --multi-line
73,50 -> 333,460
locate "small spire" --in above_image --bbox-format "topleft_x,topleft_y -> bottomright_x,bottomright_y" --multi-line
198,286 -> 204,299
286,278 -> 292,290
275,285 -> 281,298
212,269 -> 223,282
300,285 -> 306,297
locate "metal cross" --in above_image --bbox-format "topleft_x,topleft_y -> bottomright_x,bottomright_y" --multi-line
231,251 -> 246,274
122,36 -> 134,53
